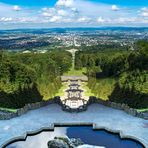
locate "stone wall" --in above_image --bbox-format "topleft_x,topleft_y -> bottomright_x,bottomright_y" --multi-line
0,100 -> 54,120
87,96 -> 148,120
0,96 -> 147,120
53,96 -> 148,119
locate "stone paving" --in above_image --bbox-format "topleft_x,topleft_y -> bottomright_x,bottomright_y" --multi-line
0,104 -> 148,147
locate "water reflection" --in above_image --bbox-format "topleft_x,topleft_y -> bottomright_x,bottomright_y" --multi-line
6,126 -> 144,148
7,127 -> 67,148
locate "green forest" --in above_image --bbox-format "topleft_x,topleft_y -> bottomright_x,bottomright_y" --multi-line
75,40 -> 148,109
0,50 -> 72,108
0,40 -> 147,110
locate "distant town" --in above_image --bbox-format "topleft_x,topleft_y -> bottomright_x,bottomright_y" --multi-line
0,27 -> 148,52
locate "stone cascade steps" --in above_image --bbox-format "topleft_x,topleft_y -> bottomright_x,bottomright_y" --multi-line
61,78 -> 88,109
65,100 -> 84,109
65,100 -> 78,108
71,102 -> 78,108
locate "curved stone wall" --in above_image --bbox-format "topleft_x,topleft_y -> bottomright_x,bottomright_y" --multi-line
87,97 -> 148,120
0,96 -> 147,120
0,100 -> 54,120
54,96 -> 147,119
3,123 -> 145,148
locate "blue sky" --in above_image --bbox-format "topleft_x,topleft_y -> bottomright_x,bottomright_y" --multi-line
0,0 -> 148,7
0,0 -> 148,29
0,0 -> 57,7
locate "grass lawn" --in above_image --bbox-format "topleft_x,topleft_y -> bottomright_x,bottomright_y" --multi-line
0,107 -> 17,113
55,83 -> 68,97
137,108 -> 148,113
81,82 -> 94,97
96,78 -> 116,100
39,83 -> 57,100
88,77 -> 116,101
63,68 -> 86,76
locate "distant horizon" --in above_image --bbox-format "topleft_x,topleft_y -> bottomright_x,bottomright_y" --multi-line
0,26 -> 148,31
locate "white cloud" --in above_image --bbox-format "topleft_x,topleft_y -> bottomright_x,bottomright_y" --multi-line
114,17 -> 148,25
56,0 -> 74,8
140,7 -> 148,17
18,17 -> 37,23
42,12 -> 52,17
77,17 -> 91,23
62,18 -> 73,22
141,7 -> 148,11
0,16 -> 38,23
57,9 -> 68,16
0,17 -> 13,22
41,8 -> 69,18
142,12 -> 148,17
117,17 -> 136,23
13,5 -> 21,11
0,0 -> 148,27
41,7 -> 48,11
49,16 -> 62,22
71,7 -> 77,12
41,2 -> 76,20
111,5 -> 119,11
41,8 -> 56,17
97,17 -> 105,23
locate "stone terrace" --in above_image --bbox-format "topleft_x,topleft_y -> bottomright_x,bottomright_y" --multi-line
0,104 -> 148,147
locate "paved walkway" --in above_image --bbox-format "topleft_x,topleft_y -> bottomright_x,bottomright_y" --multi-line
67,49 -> 78,70
0,104 -> 148,147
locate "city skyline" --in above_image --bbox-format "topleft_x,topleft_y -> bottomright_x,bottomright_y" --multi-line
0,0 -> 148,29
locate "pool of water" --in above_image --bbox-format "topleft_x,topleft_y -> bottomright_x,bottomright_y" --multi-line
6,126 -> 144,148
